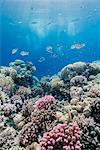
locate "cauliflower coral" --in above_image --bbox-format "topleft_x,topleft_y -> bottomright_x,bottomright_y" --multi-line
40,122 -> 81,150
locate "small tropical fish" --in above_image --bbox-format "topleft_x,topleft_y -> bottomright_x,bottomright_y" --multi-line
38,57 -> 45,63
12,48 -> 18,54
51,53 -> 57,58
57,44 -> 63,49
20,51 -> 29,56
46,46 -> 53,53
31,21 -> 37,24
71,43 -> 85,50
71,18 -> 80,22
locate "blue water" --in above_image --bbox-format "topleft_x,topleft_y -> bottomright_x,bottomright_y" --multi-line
0,0 -> 100,77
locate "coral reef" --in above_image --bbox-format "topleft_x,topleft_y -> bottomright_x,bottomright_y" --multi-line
0,60 -> 100,150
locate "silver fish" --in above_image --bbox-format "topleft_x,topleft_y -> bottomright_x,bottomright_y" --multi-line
20,51 -> 29,56
12,48 -> 18,54
38,57 -> 45,62
71,43 -> 85,50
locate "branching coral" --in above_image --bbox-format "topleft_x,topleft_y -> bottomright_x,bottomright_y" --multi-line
0,90 -> 9,105
13,113 -> 25,129
40,122 -> 81,150
1,103 -> 16,117
31,108 -> 57,134
10,95 -> 23,112
34,95 -> 55,110
19,122 -> 38,147
21,100 -> 35,120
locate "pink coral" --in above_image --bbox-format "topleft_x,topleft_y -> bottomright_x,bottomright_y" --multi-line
34,95 -> 55,110
40,122 -> 81,150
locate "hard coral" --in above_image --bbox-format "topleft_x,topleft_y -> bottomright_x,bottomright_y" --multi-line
34,95 -> 55,110
9,146 -> 26,150
88,84 -> 100,97
60,62 -> 87,81
91,98 -> 100,123
70,76 -> 87,87
40,122 -> 81,150
19,122 -> 38,147
0,66 -> 17,79
51,76 -> 64,89
75,115 -> 100,150
9,60 -> 36,87
0,73 -> 15,93
70,86 -> 83,99
31,108 -> 57,134
0,126 -> 17,149
16,86 -> 31,97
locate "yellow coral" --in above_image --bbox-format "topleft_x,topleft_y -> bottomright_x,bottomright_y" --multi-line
51,76 -> 64,89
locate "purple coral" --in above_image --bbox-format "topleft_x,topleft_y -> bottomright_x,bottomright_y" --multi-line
34,95 -> 55,110
40,122 -> 81,150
